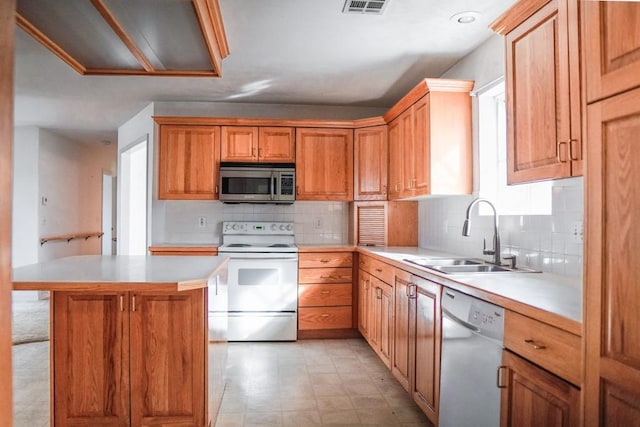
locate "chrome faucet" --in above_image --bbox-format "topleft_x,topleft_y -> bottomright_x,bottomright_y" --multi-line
462,198 -> 503,266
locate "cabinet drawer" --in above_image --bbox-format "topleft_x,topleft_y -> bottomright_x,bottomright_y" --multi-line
299,267 -> 352,284
299,284 -> 352,307
358,255 -> 394,284
299,307 -> 353,330
504,310 -> 582,386
299,252 -> 353,268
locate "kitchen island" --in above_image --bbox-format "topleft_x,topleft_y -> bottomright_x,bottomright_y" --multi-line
13,255 -> 228,427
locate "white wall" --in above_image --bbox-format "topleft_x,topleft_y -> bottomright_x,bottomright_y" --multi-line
425,35 -> 584,278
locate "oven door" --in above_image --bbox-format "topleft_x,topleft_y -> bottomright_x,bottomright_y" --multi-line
224,253 -> 298,312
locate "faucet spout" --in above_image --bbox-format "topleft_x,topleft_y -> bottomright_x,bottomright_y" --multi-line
461,198 -> 502,266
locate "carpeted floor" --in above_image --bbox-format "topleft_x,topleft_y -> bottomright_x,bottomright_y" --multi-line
12,300 -> 49,345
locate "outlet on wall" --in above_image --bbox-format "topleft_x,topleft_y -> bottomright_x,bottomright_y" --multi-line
198,216 -> 207,228
571,221 -> 583,243
314,218 -> 322,229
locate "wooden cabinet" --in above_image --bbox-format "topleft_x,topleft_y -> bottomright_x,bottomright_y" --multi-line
157,125 -> 220,200
368,275 -> 393,368
386,79 -> 473,199
52,289 -> 207,427
349,201 -> 417,247
500,350 -> 580,427
295,128 -> 354,201
391,270 -> 413,393
354,125 -> 387,200
583,1 -> 640,103
220,126 -> 295,162
298,252 -> 354,336
492,0 -> 582,183
358,269 -> 372,339
584,84 -> 640,426
411,275 -> 441,425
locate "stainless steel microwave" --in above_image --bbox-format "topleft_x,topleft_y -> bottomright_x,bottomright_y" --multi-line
219,162 -> 295,204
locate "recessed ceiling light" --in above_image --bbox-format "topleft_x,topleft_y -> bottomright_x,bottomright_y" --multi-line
450,11 -> 481,24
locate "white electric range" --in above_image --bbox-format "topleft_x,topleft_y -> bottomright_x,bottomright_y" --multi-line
217,221 -> 298,341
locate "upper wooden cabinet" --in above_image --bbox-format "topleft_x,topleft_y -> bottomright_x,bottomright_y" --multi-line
354,125 -> 388,201
220,126 -> 295,163
295,128 -> 354,201
157,125 -> 220,200
492,0 -> 582,183
583,2 -> 640,104
385,79 -> 473,200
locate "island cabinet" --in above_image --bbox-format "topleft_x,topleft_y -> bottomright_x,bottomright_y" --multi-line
584,53 -> 640,424
220,126 -> 295,163
353,125 -> 387,201
295,128 -> 354,201
298,251 -> 354,338
157,125 -> 221,200
491,0 -> 582,183
385,79 -> 473,200
500,310 -> 581,427
53,288 -> 207,427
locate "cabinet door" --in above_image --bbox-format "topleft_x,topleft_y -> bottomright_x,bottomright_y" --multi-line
53,292 -> 130,427
400,109 -> 415,197
504,0 -> 574,183
501,350 -> 580,427
358,269 -> 371,339
391,275 -> 412,392
295,128 -> 353,200
220,126 -> 259,162
387,118 -> 403,200
585,87 -> 640,426
584,1 -> 640,103
368,276 -> 382,350
130,289 -> 206,427
259,127 -> 295,162
412,96 -> 430,196
378,280 -> 393,369
158,125 -> 220,200
354,126 -> 388,200
412,276 -> 441,424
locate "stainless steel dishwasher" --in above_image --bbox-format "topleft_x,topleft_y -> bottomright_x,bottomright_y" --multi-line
439,288 -> 505,427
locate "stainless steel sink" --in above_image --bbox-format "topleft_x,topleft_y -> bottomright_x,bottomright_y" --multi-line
403,258 -> 540,274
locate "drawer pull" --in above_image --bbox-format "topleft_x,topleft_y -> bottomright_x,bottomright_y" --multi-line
320,275 -> 336,280
320,290 -> 331,294
375,268 -> 383,273
320,259 -> 330,263
524,339 -> 546,350
360,261 -> 365,266
320,314 -> 330,318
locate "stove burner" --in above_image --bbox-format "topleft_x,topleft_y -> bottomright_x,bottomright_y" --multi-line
268,244 -> 290,248
227,243 -> 251,247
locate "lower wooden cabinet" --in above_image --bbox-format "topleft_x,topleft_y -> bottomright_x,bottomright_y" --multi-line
358,269 -> 372,339
391,271 -> 413,392
500,350 -> 580,427
52,289 -> 207,427
368,275 -> 393,368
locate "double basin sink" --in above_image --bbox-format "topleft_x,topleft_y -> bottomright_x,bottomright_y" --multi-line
403,257 -> 540,274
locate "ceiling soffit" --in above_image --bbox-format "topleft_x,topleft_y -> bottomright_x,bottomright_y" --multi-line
15,0 -> 229,77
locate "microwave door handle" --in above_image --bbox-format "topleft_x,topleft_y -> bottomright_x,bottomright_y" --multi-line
271,172 -> 276,201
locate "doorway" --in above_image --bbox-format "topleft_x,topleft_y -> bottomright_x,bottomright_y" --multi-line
118,136 -> 148,255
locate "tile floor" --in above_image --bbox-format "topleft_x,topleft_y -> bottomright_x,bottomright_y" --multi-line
12,338 -> 432,427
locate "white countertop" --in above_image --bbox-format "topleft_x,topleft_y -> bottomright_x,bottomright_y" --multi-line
13,255 -> 229,291
361,246 -> 582,332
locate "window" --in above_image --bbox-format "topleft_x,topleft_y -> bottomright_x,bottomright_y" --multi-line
477,80 -> 552,215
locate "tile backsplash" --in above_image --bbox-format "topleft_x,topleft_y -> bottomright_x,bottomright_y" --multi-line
160,201 -> 350,245
418,177 -> 584,277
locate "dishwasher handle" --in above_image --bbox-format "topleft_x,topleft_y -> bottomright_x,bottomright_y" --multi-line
442,307 -> 481,333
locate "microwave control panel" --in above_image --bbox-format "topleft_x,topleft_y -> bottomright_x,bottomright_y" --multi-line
280,173 -> 294,196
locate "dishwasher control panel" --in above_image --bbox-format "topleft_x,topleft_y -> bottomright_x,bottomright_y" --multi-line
443,288 -> 504,342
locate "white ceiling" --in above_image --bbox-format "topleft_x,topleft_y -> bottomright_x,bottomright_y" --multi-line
13,0 -> 516,145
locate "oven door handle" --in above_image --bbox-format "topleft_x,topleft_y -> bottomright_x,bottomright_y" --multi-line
229,256 -> 298,262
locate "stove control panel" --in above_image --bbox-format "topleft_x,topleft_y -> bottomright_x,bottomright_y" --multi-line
223,221 -> 294,235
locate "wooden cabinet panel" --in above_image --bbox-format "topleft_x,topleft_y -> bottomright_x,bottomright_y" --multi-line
299,306 -> 352,330
220,126 -> 258,161
391,273 -> 412,392
585,86 -> 640,426
354,125 -> 387,200
130,290 -> 206,427
299,252 -> 352,268
350,201 -> 417,247
504,310 -> 581,386
411,276 -> 441,424
358,269 -> 371,339
500,350 -> 580,427
259,127 -> 295,162
584,1 -> 640,103
495,0 -> 581,183
387,118 -> 403,200
158,125 -> 220,200
368,275 -> 392,368
298,267 -> 352,284
298,284 -> 352,307
295,128 -> 354,201
53,292 -> 130,427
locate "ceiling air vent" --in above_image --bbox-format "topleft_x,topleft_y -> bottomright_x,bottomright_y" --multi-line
343,0 -> 389,14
